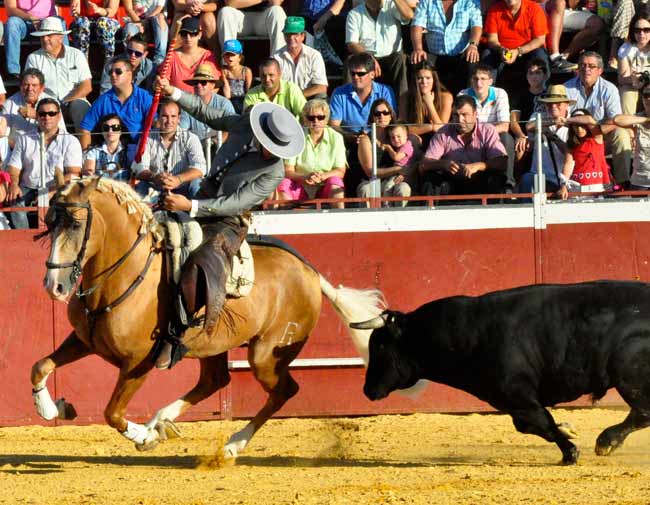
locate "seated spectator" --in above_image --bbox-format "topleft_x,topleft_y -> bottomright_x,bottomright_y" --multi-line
459,63 -> 516,191
4,0 -> 57,79
302,0 -> 349,65
69,0 -> 121,70
618,7 -> 650,114
408,61 -> 453,143
557,109 -> 613,199
221,39 -> 253,114
545,0 -> 605,72
25,17 -> 92,131
410,0 -> 482,95
419,94 -> 508,196
217,0 -> 287,54
5,98 -> 82,229
0,117 -> 9,166
482,0 -> 549,88
0,74 -> 5,109
279,98 -> 347,208
329,52 -> 397,141
565,51 -> 632,186
171,0 -> 218,53
168,17 -> 221,94
82,114 -> 131,181
131,99 -> 206,199
79,58 -> 154,161
609,0 -> 639,68
180,64 -> 236,143
122,0 -> 168,64
273,16 -> 328,99
2,69 -> 67,144
0,170 -> 10,230
99,34 -> 158,95
243,58 -> 307,118
345,0 -> 413,119
614,83 -> 650,190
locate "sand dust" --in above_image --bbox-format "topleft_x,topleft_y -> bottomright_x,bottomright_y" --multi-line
1,408 -> 650,504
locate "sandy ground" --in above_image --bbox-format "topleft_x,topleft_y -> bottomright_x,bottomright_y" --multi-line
1,408 -> 650,505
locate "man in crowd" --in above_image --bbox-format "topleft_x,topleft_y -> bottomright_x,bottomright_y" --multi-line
79,58 -> 153,162
419,94 -> 508,196
131,99 -> 206,199
4,98 -> 82,229
273,16 -> 328,99
345,0 -> 413,118
615,83 -> 650,190
99,34 -> 158,95
217,0 -> 287,54
243,58 -> 307,118
25,16 -> 92,131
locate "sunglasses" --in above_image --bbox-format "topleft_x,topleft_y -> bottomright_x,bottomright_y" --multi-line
38,110 -> 58,117
350,70 -> 369,77
191,81 -> 213,86
102,123 -> 122,132
179,30 -> 199,38
373,110 -> 391,117
579,63 -> 600,69
110,67 -> 126,75
127,48 -> 144,58
307,114 -> 326,121
634,27 -> 650,34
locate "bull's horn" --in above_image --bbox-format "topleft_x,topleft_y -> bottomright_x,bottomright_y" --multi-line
350,315 -> 386,330
54,167 -> 65,189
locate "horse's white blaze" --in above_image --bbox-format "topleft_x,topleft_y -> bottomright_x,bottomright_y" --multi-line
44,229 -> 70,300
32,373 -> 59,421
224,423 -> 256,458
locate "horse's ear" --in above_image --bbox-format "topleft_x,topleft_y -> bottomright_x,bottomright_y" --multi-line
79,176 -> 101,201
54,168 -> 65,189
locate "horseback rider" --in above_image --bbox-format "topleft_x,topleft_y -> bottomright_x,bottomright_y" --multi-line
153,76 -> 305,369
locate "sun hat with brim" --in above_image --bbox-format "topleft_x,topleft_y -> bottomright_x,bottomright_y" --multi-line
538,84 -> 577,105
250,103 -> 305,159
283,16 -> 305,34
31,16 -> 71,36
223,39 -> 243,55
183,63 -> 223,86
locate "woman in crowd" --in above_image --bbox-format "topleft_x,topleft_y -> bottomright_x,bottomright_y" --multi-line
408,62 -> 452,144
82,114 -> 130,181
70,0 -> 121,70
618,6 -> 650,114
278,99 -> 347,209
170,0 -> 219,53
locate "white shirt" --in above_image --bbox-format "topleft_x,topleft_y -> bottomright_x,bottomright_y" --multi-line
8,131 -> 83,189
459,86 -> 510,124
2,90 -> 67,138
131,128 -> 207,177
345,0 -> 409,58
25,46 -> 92,102
273,44 -> 328,91
0,74 -> 5,95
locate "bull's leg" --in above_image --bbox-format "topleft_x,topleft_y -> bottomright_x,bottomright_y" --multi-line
224,340 -> 306,459
139,353 -> 231,451
596,409 -> 650,456
31,332 -> 92,421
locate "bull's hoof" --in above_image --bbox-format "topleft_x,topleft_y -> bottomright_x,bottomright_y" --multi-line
595,433 -> 620,456
561,446 -> 579,465
55,399 -> 77,421
135,439 -> 160,452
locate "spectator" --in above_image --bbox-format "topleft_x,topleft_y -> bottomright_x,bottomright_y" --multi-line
329,52 -> 397,140
279,98 -> 346,208
482,0 -> 549,86
302,0 -> 348,64
79,58 -> 154,160
168,17 -> 221,94
82,114 -> 131,181
273,16 -> 328,99
131,99 -> 206,199
171,0 -> 219,53
122,0 -> 168,64
408,61 -> 453,142
2,68 -> 67,143
99,33 -> 158,95
609,0 -> 641,68
69,0 -> 121,70
25,17 -> 92,131
345,0 -> 413,118
614,83 -> 650,190
217,0 -> 287,54
618,7 -> 650,114
410,0 -> 482,95
4,0 -> 57,79
565,51 -> 632,186
419,94 -> 508,196
459,63 -> 516,191
0,171 -> 10,230
180,64 -> 236,143
243,58 -> 307,118
5,98 -> 82,229
221,39 -> 253,114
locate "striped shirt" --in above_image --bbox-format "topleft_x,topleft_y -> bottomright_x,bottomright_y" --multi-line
130,128 -> 206,177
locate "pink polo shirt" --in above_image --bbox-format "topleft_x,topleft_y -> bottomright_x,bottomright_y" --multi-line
425,122 -> 506,163
17,0 -> 56,18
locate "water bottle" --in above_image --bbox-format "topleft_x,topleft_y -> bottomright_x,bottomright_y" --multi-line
597,0 -> 613,23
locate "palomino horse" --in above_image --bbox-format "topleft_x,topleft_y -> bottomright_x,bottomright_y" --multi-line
32,174 -> 384,457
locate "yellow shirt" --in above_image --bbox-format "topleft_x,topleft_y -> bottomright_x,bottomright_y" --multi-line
243,80 -> 307,119
286,127 -> 347,174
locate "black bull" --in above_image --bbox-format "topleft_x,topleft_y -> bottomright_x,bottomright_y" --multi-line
353,280 -> 650,464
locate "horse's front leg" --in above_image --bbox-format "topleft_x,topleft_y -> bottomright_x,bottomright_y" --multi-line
31,332 -> 92,421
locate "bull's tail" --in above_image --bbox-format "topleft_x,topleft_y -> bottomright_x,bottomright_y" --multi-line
319,275 -> 385,364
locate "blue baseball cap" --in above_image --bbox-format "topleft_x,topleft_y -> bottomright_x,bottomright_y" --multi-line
223,39 -> 243,55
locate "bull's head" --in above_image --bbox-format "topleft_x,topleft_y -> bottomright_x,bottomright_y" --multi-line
351,311 -> 420,401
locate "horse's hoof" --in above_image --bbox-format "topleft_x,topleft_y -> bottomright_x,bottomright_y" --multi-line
55,399 -> 78,421
156,419 -> 181,440
135,439 -> 160,452
557,422 -> 578,439
223,445 -> 238,460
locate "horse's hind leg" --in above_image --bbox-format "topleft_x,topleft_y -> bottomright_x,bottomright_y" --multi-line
224,339 -> 306,458
31,332 -> 92,421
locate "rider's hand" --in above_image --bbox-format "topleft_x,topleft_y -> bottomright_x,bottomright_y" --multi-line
162,192 -> 192,212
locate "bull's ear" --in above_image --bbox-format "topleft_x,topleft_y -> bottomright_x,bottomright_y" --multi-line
54,167 -> 66,189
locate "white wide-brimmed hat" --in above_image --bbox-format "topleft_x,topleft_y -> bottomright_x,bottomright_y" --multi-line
250,103 -> 305,159
32,17 -> 71,37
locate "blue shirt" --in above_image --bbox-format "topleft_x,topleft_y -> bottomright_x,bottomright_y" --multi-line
564,75 -> 622,121
80,86 -> 153,143
329,81 -> 397,132
301,0 -> 348,20
180,93 -> 237,140
412,0 -> 482,56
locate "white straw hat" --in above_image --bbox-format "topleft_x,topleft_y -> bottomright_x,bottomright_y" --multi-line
31,17 -> 71,37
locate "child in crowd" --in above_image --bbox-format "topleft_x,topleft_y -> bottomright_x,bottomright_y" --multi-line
82,114 -> 130,181
558,109 -> 612,199
220,39 -> 252,115
379,123 -> 418,206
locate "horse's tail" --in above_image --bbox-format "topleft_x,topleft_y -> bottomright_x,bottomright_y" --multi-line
318,274 -> 386,364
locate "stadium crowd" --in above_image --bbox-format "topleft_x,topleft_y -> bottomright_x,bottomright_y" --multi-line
1,0 -> 650,228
